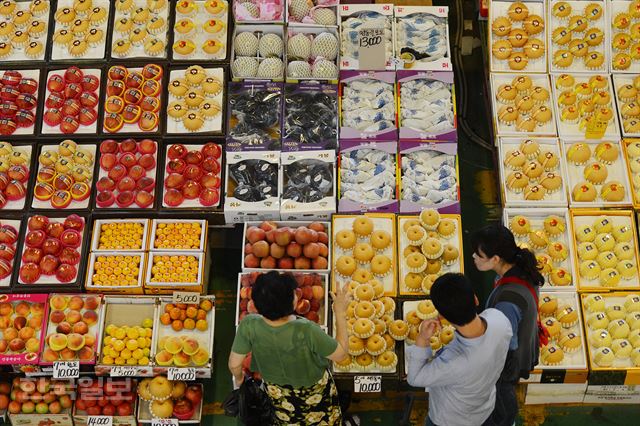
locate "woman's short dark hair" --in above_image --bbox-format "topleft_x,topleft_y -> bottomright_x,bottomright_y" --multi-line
252,271 -> 297,320
471,223 -> 544,287
430,273 -> 476,326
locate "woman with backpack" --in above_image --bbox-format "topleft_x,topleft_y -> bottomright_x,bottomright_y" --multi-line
471,223 -> 545,426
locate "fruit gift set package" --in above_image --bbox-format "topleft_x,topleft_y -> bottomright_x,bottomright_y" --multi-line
282,83 -> 337,151
0,69 -> 41,137
226,81 -> 283,151
50,0 -> 110,61
338,140 -> 399,213
339,71 -> 397,141
241,220 -> 331,273
72,377 -> 138,425
397,71 -> 457,142
161,141 -> 223,210
93,296 -> 156,374
237,271 -> 328,326
339,3 -> 395,70
398,141 -> 460,214
166,65 -> 226,135
488,0 -> 547,73
285,26 -> 339,82
394,5 -> 452,71
110,0 -> 170,60
233,0 -> 284,23
16,214 -> 88,293
224,151 -> 281,223
136,376 -> 204,422
7,378 -> 75,425
548,0 -> 608,73
550,73 -> 619,139
0,142 -> 33,211
0,0 -> 50,63
0,293 -> 49,369
32,140 -> 96,210
85,218 -> 151,295
172,0 -> 230,61
231,24 -> 285,81
562,140 -> 632,207
0,217 -> 22,290
498,138 -> 569,207
153,296 -> 215,372
40,294 -> 103,366
287,0 -> 337,26
397,212 -> 464,295
42,66 -> 101,136
94,138 -> 159,210
280,150 -> 336,220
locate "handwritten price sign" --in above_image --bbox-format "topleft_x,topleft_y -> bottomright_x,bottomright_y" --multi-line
87,416 -> 113,426
167,367 -> 196,381
354,375 -> 382,393
172,291 -> 200,304
53,361 -> 79,379
358,27 -> 386,70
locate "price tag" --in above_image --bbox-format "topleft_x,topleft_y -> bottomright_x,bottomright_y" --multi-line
53,361 -> 79,379
354,375 -> 382,393
87,416 -> 113,426
585,119 -> 608,139
167,367 -> 196,381
110,366 -> 138,377
151,419 -> 179,426
172,291 -> 200,304
358,27 -> 386,70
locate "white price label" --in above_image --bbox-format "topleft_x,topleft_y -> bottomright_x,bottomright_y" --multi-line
87,416 -> 113,426
167,367 -> 196,381
172,291 -> 200,304
358,27 -> 386,70
151,419 -> 179,426
354,375 -> 381,393
53,361 -> 80,379
110,366 -> 138,377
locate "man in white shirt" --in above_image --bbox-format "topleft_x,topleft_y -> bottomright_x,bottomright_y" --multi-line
406,273 -> 513,426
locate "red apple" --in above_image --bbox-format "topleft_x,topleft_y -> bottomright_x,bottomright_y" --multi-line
42,238 -> 62,256
25,230 -> 46,248
278,257 -> 293,269
311,285 -> 324,300
244,254 -> 259,268
274,227 -> 293,246
252,240 -> 269,258
201,143 -> 221,159
137,139 -> 156,154
295,227 -> 313,245
301,286 -> 314,300
185,150 -> 203,165
270,243 -> 285,259
19,263 -> 40,283
47,222 -> 66,238
39,255 -> 59,275
309,222 -> 325,233
312,257 -> 328,270
199,188 -> 219,206
286,242 -> 302,258
28,215 -> 49,231
201,156 -> 220,173
165,173 -> 185,189
135,191 -> 154,208
168,144 -> 187,160
120,139 -> 137,153
318,232 -> 328,245
55,263 -> 77,283
138,154 -> 155,170
163,188 -> 184,207
183,164 -> 202,181
128,163 -> 147,181
260,256 -> 276,269
182,180 -> 201,199
100,140 -> 118,154
295,299 -> 311,315
294,257 -> 311,269
246,227 -> 266,244
260,221 -> 278,232
22,247 -> 43,264
303,243 -> 320,259
63,214 -> 84,231
200,172 -> 220,189
96,176 -> 115,191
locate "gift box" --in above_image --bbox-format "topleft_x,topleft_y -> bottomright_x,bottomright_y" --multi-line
339,3 -> 395,70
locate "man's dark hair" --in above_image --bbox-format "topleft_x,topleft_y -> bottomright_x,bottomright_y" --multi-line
252,271 -> 297,320
430,273 -> 477,326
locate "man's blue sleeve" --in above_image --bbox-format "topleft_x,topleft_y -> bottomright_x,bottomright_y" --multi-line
494,301 -> 521,350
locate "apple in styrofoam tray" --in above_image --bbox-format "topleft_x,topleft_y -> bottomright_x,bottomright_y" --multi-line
243,222 -> 328,270
238,272 -> 324,323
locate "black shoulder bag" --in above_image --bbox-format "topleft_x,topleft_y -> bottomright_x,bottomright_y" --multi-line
223,375 -> 274,426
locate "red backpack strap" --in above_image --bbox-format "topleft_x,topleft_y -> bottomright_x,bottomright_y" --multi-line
495,276 -> 550,346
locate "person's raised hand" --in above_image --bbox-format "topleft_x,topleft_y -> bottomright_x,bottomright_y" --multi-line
330,282 -> 352,317
415,319 -> 441,348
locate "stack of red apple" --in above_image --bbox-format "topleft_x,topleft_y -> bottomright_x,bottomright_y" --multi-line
0,143 -> 30,209
5,378 -> 73,415
0,220 -> 18,280
95,139 -> 157,209
243,221 -> 329,270
43,67 -> 100,134
74,378 -> 136,417
0,70 -> 38,136
238,271 -> 325,323
172,384 -> 202,421
18,215 -> 84,285
163,143 -> 222,208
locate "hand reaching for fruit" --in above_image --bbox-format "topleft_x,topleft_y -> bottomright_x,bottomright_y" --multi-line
330,281 -> 352,320
415,319 -> 441,348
